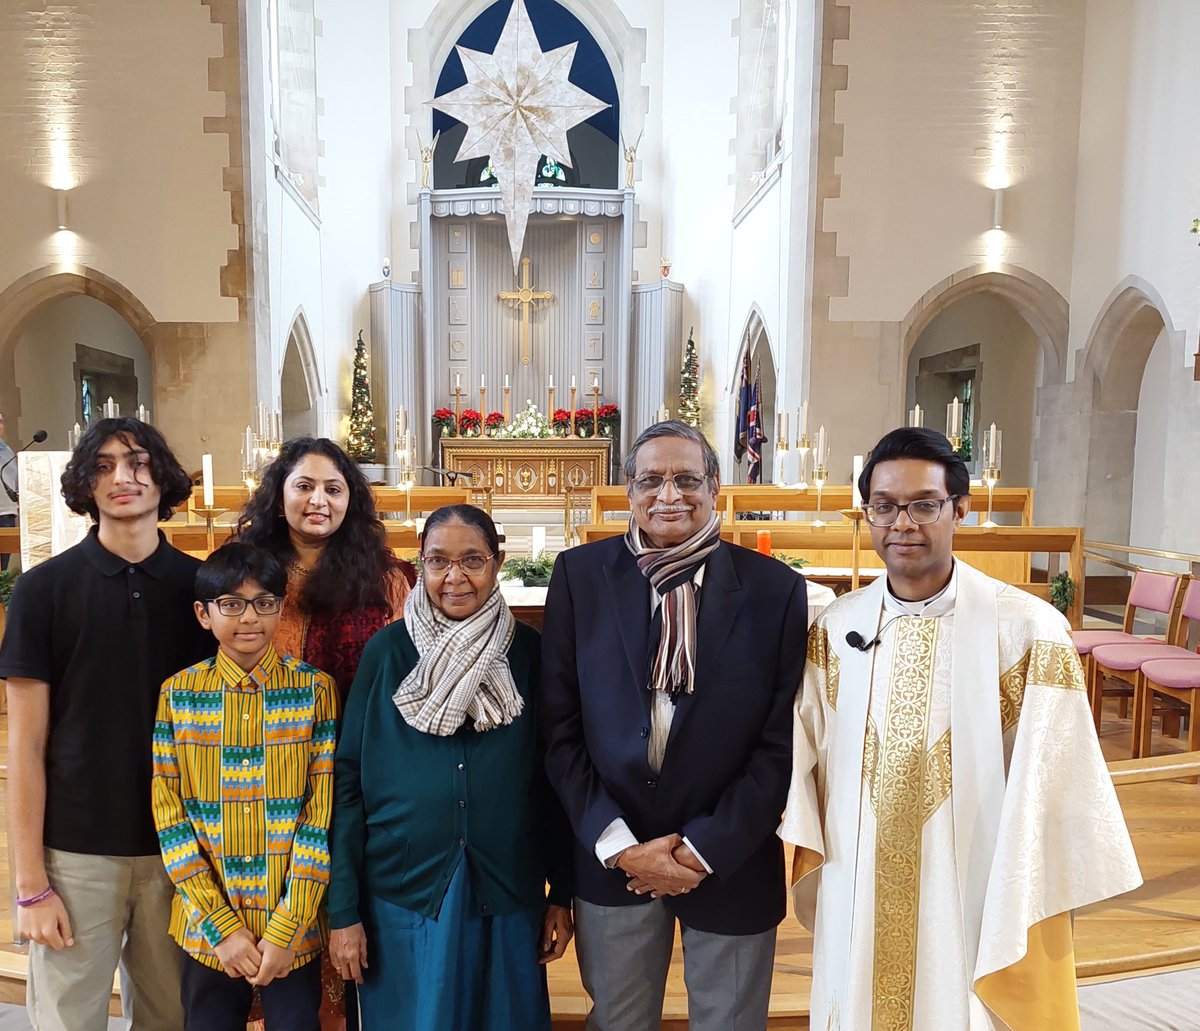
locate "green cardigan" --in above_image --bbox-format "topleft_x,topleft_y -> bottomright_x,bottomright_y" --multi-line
327,618 -> 572,929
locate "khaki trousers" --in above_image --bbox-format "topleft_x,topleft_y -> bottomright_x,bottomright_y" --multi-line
27,848 -> 183,1031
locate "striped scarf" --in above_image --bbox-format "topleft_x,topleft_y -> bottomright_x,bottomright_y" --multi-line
392,582 -> 522,735
624,512 -> 722,699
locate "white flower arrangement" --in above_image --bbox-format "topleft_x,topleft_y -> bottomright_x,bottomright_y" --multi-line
490,399 -> 554,439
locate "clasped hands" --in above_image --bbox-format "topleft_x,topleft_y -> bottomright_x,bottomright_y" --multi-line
213,928 -> 296,986
616,833 -> 707,899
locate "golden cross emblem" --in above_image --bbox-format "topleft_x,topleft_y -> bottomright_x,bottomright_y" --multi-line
498,257 -> 552,365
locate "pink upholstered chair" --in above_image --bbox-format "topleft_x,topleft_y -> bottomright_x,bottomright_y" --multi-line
1090,578 -> 1200,738
1075,570 -> 1187,730
1133,656 -> 1200,776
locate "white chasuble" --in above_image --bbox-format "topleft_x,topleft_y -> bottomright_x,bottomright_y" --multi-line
780,561 -> 1142,1031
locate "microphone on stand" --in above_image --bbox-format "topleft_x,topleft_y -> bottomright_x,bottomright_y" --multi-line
1,429 -> 48,504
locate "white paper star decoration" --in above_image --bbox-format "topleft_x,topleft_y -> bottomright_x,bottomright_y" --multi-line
431,0 -> 609,271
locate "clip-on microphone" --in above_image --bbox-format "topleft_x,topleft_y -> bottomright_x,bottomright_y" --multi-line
844,614 -> 903,652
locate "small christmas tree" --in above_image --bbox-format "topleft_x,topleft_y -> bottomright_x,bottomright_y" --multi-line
678,328 -> 701,428
346,330 -> 378,462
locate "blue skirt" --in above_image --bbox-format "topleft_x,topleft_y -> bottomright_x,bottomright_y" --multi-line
357,857 -> 551,1031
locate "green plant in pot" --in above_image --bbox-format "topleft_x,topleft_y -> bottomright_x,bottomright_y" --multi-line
503,553 -> 556,587
1049,572 -> 1076,614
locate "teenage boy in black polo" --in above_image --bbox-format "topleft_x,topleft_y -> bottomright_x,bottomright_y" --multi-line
0,418 -> 212,1031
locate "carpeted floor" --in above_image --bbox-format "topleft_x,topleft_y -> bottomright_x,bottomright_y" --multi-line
0,1003 -> 125,1030
1079,967 -> 1200,1030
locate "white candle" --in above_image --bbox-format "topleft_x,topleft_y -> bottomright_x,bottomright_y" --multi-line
947,398 -> 963,439
592,374 -> 600,391
816,425 -> 827,466
455,373 -> 461,389
397,406 -> 408,438
136,404 -> 147,423
480,374 -> 486,388
852,454 -> 864,509
800,401 -> 808,437
988,423 -> 1001,469
780,409 -> 788,442
243,425 -> 254,461
504,374 -> 510,389
571,375 -> 577,389
548,374 -> 554,389
201,454 -> 214,509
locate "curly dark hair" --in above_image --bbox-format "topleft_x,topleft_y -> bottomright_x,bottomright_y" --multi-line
235,436 -> 399,616
60,418 -> 193,522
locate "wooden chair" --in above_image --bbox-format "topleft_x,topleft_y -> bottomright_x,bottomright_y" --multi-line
1091,578 -> 1200,737
1075,570 -> 1187,730
1132,656 -> 1200,778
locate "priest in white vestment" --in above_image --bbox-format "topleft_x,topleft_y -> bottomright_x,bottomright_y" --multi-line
780,427 -> 1142,1031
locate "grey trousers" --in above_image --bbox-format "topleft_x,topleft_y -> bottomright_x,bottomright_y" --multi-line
27,849 -> 183,1031
574,896 -> 777,1031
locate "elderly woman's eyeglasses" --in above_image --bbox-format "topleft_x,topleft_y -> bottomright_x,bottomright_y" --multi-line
422,554 -> 496,575
206,595 -> 283,616
630,473 -> 708,496
864,496 -> 959,527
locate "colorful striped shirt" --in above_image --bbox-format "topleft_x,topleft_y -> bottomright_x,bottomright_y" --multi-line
151,645 -> 337,971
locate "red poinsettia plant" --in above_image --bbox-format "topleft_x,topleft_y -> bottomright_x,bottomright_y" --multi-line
458,409 -> 482,435
551,408 -> 572,435
485,411 -> 506,434
433,407 -> 456,434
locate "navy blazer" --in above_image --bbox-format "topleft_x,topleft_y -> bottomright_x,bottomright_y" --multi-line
539,534 -> 808,935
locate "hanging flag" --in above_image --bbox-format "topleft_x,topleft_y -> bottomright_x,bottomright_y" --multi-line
733,352 -> 752,463
747,364 -> 768,484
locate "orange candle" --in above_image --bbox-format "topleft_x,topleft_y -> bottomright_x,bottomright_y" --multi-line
756,529 -> 772,556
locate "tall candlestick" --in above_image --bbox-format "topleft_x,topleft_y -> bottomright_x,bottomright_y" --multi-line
503,385 -> 512,424
201,454 -> 214,509
547,385 -> 555,422
569,386 -> 578,436
454,386 -> 463,435
851,454 -> 864,509
591,383 -> 601,436
479,386 -> 487,431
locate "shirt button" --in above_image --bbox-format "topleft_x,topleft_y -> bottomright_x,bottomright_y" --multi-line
640,727 -> 649,738
128,567 -> 136,574
457,763 -> 465,771
458,838 -> 465,847
481,905 -> 490,914
132,591 -> 141,599
458,800 -> 466,808
646,778 -> 656,787
244,856 -> 252,863
242,759 -> 250,766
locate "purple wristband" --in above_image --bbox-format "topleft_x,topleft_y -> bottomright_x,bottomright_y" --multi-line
16,886 -> 56,908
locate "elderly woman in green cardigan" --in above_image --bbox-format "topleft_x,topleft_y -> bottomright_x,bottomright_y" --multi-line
327,505 -> 573,1030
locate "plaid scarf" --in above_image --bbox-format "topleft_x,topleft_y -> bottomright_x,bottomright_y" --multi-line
624,512 -> 722,699
392,582 -> 521,735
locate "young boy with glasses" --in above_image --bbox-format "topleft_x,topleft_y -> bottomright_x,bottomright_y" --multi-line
152,542 -> 337,1030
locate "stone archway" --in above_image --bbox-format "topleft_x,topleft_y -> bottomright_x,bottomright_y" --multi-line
0,265 -> 157,442
732,306 -> 779,483
1078,276 -> 1175,550
899,263 -> 1069,387
281,310 -> 322,441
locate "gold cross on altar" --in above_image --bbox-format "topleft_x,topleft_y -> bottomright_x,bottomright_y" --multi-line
499,257 -> 553,365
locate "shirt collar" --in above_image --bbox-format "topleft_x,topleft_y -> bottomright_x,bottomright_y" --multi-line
883,560 -> 958,618
82,526 -> 173,579
215,644 -> 280,690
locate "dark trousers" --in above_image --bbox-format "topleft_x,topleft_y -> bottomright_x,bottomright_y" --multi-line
180,950 -> 322,1031
0,513 -> 14,571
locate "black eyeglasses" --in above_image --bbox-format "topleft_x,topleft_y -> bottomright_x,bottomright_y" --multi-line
206,595 -> 283,616
422,554 -> 496,575
864,496 -> 959,527
630,473 -> 709,496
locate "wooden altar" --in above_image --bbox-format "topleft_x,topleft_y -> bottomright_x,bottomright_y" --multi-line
440,436 -> 612,508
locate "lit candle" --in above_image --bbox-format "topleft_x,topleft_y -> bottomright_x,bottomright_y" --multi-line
201,453 -> 214,509
852,454 -> 864,509
592,374 -> 599,391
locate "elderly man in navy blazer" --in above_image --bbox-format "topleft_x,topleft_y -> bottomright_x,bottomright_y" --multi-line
540,420 -> 808,1030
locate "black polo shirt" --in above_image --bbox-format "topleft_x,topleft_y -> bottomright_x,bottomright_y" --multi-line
0,528 -> 212,856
